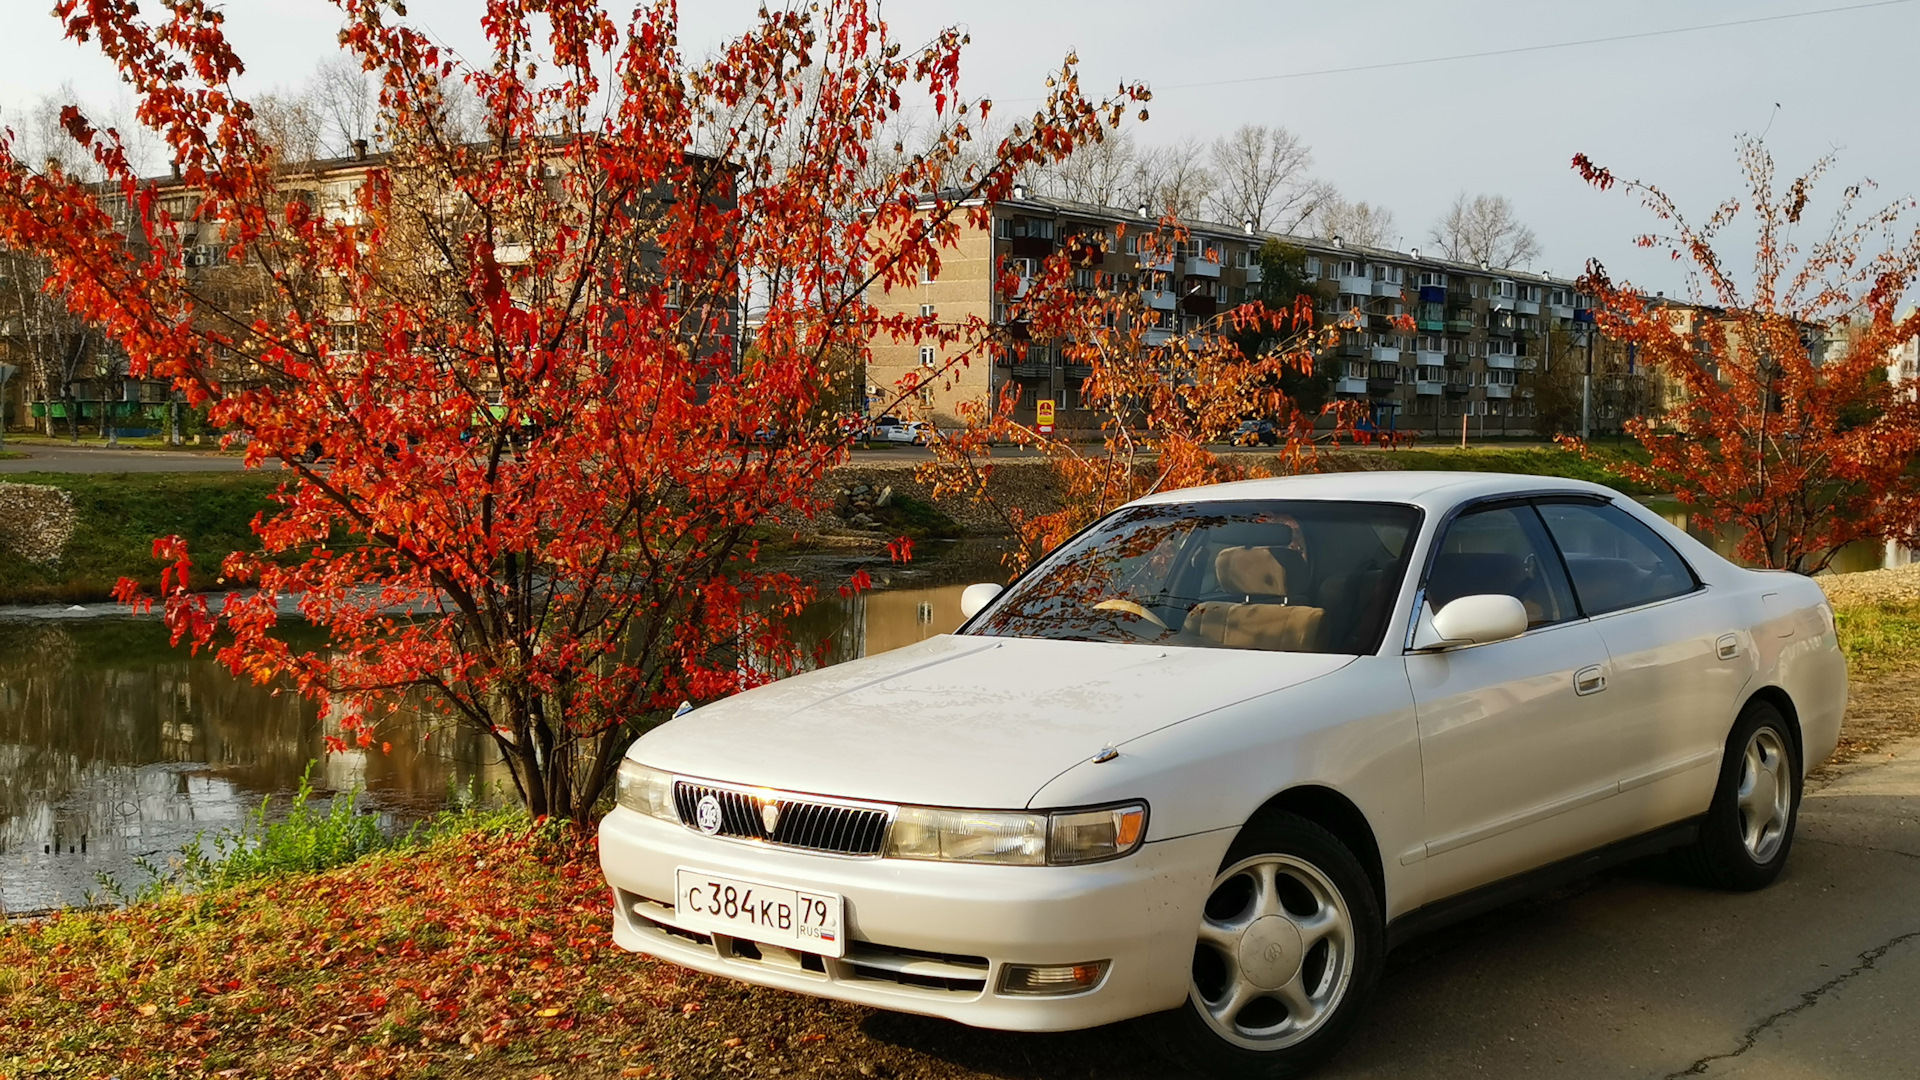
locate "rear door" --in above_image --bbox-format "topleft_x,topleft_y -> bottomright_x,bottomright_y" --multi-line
1533,498 -> 1743,833
1406,501 -> 1623,903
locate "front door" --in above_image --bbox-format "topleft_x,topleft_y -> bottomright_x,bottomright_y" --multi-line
1406,501 -> 1623,903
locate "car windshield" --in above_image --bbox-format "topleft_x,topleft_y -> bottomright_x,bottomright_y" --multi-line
967,500 -> 1420,654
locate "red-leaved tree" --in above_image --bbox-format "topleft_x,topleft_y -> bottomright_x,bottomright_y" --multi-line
1567,138 -> 1920,574
924,220 -> 1374,571
0,0 -> 1144,821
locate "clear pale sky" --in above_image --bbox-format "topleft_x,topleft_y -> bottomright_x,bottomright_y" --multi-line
3,0 -> 1915,295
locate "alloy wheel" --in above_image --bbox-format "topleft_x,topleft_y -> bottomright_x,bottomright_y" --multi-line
1738,727 -> 1793,863
1190,853 -> 1355,1051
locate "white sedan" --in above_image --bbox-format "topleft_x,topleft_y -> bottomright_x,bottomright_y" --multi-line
600,471 -> 1846,1078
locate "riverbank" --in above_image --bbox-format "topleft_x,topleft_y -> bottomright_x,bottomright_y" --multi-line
0,443 -> 1669,605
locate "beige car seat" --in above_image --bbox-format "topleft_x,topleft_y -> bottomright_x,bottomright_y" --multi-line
1186,546 -> 1325,651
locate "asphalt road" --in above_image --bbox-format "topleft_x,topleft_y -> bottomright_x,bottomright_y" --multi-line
1306,735 -> 1920,1080
0,441 -> 257,473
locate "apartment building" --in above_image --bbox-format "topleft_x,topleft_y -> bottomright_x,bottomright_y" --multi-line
868,191 -> 1643,437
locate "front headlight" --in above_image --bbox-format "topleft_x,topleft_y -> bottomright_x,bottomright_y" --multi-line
885,805 -> 1049,865
616,759 -> 679,822
882,801 -> 1148,865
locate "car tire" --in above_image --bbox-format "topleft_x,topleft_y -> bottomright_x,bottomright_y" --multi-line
1142,811 -> 1382,1080
1678,698 -> 1801,891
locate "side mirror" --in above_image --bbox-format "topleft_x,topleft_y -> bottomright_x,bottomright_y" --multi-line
1415,593 -> 1528,650
959,582 -> 1004,619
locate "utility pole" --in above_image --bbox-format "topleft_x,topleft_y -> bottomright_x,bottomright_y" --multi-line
0,363 -> 15,450
1579,328 -> 1593,441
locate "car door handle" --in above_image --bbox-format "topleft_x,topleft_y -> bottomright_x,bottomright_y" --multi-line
1716,633 -> 1741,660
1574,665 -> 1607,696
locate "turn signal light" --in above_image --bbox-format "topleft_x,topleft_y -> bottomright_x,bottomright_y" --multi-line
998,960 -> 1112,996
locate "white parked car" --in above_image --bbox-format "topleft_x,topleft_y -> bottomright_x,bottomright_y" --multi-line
600,472 -> 1846,1077
878,419 -> 934,445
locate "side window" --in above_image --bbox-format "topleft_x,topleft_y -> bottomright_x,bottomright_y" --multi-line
1534,500 -> 1699,615
1427,504 -> 1577,629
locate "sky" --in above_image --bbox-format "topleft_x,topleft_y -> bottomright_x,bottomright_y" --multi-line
2,0 -> 1915,296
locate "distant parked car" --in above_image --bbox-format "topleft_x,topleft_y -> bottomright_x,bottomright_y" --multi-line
601,471 -> 1844,1078
879,419 -> 934,445
1234,419 -> 1280,446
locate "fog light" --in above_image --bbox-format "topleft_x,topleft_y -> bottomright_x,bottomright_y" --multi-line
998,960 -> 1111,996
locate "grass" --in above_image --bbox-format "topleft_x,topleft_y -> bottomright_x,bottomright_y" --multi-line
1330,442 -> 1661,495
96,766 -> 522,905
0,470 -> 283,605
1831,600 -> 1920,680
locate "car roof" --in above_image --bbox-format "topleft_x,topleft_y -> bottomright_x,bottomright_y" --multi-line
1127,470 -> 1624,513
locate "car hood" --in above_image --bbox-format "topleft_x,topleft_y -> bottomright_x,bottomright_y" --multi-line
630,634 -> 1354,808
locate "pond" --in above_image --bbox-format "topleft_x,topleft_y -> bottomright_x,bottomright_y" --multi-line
0,542 -> 1014,914
1639,497 -> 1918,574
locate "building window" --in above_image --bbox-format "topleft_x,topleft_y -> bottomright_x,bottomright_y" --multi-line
919,303 -> 935,318
919,346 -> 936,366
920,264 -> 935,284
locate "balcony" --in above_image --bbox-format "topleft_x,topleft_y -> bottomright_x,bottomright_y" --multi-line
1065,363 -> 1094,380
1373,278 -> 1404,298
1146,255 -> 1177,273
1487,354 -> 1516,369
1489,321 -> 1515,337
1185,256 -> 1222,278
1486,383 -> 1514,399
1009,363 -> 1051,379
1338,273 -> 1371,295
1416,379 -> 1444,396
1144,327 -> 1173,347
1550,302 -> 1574,320
1145,288 -> 1178,311
1335,376 -> 1369,396
1515,298 -> 1540,316
1489,281 -> 1515,311
1367,376 -> 1399,395
1182,294 -> 1217,318
1445,351 -> 1471,367
1444,383 -> 1469,397
1416,317 -> 1445,332
1446,314 -> 1475,334
1245,264 -> 1264,285
1416,347 -> 1446,368
1371,345 -> 1402,364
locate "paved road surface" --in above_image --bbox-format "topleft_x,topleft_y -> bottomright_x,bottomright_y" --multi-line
1310,736 -> 1920,1079
0,441 -> 257,473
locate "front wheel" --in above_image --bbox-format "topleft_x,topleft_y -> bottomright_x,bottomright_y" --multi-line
1143,812 -> 1382,1079
1679,699 -> 1801,890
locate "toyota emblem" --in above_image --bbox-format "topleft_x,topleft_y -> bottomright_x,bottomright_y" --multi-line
760,801 -> 781,834
695,794 -> 723,835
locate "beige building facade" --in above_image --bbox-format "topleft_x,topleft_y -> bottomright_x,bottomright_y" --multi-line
867,193 -> 1662,438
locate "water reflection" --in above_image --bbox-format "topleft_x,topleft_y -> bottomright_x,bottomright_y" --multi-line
1640,497 -> 1917,573
1,544 -> 1009,912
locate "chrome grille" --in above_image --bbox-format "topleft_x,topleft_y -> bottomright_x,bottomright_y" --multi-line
673,781 -> 891,857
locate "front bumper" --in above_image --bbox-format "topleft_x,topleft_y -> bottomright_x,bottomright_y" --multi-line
598,807 -> 1233,1031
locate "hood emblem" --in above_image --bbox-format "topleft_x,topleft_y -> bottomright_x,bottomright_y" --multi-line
695,794 -> 723,834
760,801 -> 781,834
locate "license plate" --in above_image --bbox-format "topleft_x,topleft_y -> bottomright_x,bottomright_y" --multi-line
674,868 -> 845,958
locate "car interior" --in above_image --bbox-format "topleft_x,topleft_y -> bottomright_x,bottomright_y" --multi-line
972,503 -> 1417,655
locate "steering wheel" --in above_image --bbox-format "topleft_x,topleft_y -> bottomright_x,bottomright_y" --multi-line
1090,598 -> 1169,631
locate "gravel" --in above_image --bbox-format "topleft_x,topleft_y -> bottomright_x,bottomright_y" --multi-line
1818,561 -> 1920,608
